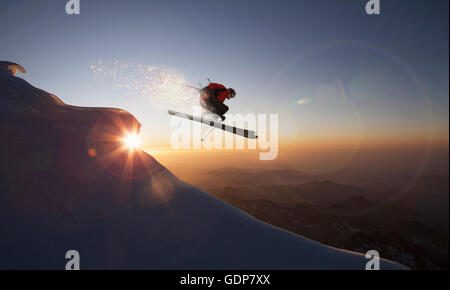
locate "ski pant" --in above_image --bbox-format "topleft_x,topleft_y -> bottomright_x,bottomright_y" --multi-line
201,91 -> 229,116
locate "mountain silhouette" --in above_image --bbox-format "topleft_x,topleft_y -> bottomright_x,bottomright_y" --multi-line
0,61 -> 406,269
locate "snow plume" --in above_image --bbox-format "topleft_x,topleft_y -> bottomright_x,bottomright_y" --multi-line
90,60 -> 197,109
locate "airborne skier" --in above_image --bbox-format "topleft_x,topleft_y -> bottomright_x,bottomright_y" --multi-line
199,82 -> 236,121
169,82 -> 256,139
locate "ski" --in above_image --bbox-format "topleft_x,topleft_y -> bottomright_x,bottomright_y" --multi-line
168,110 -> 258,139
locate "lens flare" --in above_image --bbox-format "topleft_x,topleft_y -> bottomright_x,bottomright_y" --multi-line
123,133 -> 140,149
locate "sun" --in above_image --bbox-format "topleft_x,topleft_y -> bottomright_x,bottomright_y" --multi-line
123,133 -> 140,149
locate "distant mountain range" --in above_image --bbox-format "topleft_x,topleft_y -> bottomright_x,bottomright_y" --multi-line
206,173 -> 449,229
195,167 -> 313,188
209,180 -> 385,207
209,193 -> 448,269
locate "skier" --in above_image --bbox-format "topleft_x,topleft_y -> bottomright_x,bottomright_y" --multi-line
199,83 -> 236,121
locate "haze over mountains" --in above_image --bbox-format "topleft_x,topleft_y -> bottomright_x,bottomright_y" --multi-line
204,174 -> 449,229
197,169 -> 449,269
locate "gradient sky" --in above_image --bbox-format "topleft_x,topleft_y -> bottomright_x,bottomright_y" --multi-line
0,0 -> 448,149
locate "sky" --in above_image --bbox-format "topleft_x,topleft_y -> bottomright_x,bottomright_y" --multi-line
0,0 -> 448,160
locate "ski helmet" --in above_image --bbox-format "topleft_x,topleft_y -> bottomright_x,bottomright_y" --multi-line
228,88 -> 236,98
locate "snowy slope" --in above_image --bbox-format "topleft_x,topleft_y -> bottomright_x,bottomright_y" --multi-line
0,62 -> 407,269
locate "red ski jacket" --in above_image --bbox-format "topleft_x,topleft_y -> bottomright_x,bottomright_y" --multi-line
206,83 -> 228,103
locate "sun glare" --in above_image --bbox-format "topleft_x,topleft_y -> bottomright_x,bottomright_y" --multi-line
123,133 -> 140,149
